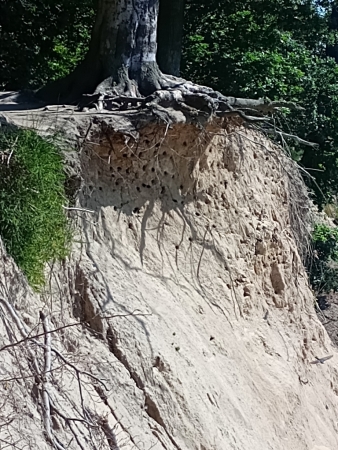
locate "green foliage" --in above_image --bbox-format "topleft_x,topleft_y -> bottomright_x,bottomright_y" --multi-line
309,223 -> 338,292
0,128 -> 72,290
182,0 -> 338,205
0,0 -> 94,89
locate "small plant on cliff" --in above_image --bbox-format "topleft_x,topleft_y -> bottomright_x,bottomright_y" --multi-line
309,223 -> 338,293
0,128 -> 71,290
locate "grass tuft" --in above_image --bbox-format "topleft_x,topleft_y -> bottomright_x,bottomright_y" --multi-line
0,128 -> 72,290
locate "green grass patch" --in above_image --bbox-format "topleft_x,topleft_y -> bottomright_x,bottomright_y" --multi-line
308,223 -> 338,294
0,128 -> 72,290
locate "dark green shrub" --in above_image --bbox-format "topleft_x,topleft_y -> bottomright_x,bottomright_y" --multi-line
0,0 -> 94,90
0,128 -> 71,290
309,223 -> 338,293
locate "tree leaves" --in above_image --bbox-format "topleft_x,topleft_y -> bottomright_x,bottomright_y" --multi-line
182,0 -> 338,205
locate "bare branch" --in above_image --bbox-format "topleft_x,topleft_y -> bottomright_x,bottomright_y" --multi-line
0,304 -> 151,354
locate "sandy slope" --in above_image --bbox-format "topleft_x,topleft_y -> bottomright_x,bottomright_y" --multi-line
1,108 -> 338,450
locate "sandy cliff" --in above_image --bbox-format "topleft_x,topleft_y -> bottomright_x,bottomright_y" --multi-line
0,110 -> 338,450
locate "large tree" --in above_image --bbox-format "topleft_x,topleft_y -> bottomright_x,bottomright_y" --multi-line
37,0 -> 185,103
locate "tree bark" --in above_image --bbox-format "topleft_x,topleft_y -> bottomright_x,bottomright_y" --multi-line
157,0 -> 185,76
37,0 -> 170,103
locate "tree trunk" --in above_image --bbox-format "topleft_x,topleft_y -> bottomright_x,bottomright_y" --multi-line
37,0 -> 170,103
157,0 -> 185,76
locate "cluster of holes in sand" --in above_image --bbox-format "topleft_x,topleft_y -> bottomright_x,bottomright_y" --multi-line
82,126 -> 223,214
80,125 -> 306,318
82,125 -> 290,235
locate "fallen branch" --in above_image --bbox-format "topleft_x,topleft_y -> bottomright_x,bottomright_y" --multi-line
0,298 -> 67,450
40,312 -> 66,450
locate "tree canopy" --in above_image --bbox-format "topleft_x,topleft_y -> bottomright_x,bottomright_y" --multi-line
2,0 -> 338,205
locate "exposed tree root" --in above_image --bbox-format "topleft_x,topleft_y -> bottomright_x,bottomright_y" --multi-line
70,77 -> 317,148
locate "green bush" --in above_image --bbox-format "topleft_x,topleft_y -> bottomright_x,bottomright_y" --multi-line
0,128 -> 71,290
0,0 -> 94,90
309,223 -> 338,293
181,0 -> 338,206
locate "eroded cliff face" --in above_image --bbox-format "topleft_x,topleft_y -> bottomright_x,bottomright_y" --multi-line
1,117 -> 338,450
